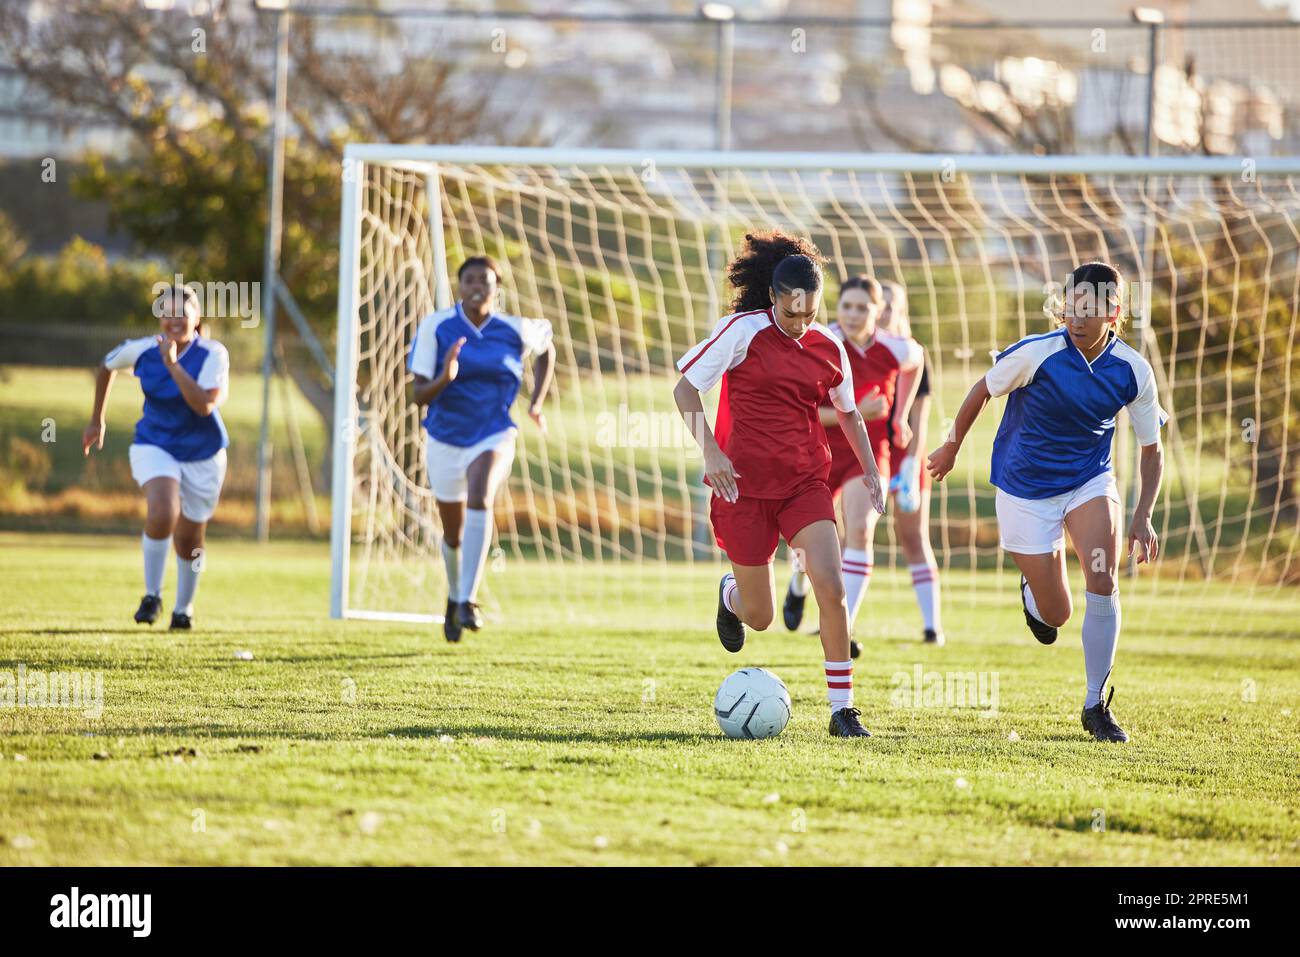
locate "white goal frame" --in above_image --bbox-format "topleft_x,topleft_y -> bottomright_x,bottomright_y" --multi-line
330,144 -> 1300,621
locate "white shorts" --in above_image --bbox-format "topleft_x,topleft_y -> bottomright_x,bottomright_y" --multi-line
995,471 -> 1121,555
129,444 -> 228,523
425,428 -> 517,502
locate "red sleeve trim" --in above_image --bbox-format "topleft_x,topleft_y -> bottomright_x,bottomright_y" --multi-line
679,310 -> 765,374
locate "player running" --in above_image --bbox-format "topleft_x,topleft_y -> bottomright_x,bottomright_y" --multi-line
780,275 -> 922,658
673,232 -> 886,739
408,255 -> 555,643
878,280 -> 946,646
926,262 -> 1166,742
82,284 -> 230,630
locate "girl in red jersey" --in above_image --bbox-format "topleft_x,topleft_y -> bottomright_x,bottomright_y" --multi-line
878,280 -> 946,646
673,232 -> 886,739
781,276 -> 922,655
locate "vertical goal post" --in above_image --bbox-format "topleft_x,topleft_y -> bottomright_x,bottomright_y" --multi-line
331,144 -> 1300,622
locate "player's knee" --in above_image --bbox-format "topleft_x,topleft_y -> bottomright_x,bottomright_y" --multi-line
814,579 -> 846,609
1043,601 -> 1072,628
746,606 -> 774,631
1086,572 -> 1118,596
443,531 -> 461,548
145,502 -> 179,534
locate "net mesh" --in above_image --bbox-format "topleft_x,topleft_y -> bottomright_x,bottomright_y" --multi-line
341,155 -> 1300,621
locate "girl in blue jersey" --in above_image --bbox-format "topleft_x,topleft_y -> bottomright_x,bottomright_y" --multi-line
82,284 -> 230,630
408,256 -> 555,643
926,262 -> 1166,742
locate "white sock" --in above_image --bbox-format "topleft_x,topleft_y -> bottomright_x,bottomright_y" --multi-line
174,551 -> 201,616
1082,590 -> 1121,708
842,547 -> 873,628
458,508 -> 493,603
824,659 -> 853,712
142,534 -> 170,597
1022,578 -> 1045,624
789,549 -> 810,597
722,573 -> 740,615
909,562 -> 941,631
789,570 -> 809,598
441,540 -> 461,603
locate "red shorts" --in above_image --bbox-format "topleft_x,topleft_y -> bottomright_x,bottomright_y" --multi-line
890,444 -> 930,491
709,481 -> 837,566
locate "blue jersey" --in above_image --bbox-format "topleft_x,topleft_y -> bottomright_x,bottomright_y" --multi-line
408,302 -> 553,447
104,335 -> 230,462
984,328 -> 1166,499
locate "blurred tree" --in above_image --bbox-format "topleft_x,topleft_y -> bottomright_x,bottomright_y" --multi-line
0,0 -> 535,439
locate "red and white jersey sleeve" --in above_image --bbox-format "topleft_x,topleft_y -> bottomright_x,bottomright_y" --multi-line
878,332 -> 923,372
815,326 -> 857,414
676,310 -> 768,392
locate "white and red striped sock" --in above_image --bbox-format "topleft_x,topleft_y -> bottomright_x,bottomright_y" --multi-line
824,659 -> 853,712
909,562 -> 941,632
722,573 -> 740,616
842,547 -> 873,628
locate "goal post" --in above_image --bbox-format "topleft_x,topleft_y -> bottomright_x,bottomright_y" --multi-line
331,144 -> 1300,623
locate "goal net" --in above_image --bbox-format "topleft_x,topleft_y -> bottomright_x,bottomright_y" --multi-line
331,146 -> 1300,624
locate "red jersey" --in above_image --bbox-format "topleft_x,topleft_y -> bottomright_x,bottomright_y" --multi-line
678,308 -> 856,499
821,325 -> 922,468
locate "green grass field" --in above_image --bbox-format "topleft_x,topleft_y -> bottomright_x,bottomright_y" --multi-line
0,532 -> 1297,866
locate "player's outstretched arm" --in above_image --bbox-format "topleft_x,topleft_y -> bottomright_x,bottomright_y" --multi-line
83,363 -> 116,456
926,376 -> 991,482
1128,441 -> 1164,565
836,406 -> 885,514
672,375 -> 740,503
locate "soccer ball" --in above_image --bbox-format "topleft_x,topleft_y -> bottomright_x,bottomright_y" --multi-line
713,667 -> 792,739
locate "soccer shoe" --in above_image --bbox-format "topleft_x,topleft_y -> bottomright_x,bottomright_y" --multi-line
1081,687 -> 1130,742
782,582 -> 806,631
168,612 -> 192,631
1019,575 -> 1057,645
828,707 -> 871,738
134,594 -> 163,625
924,628 -> 946,646
456,601 -> 483,632
716,575 -> 745,653
442,598 -> 463,643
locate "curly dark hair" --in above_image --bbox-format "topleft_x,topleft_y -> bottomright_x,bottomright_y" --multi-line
727,230 -> 825,313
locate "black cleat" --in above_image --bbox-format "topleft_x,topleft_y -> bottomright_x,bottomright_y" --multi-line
442,598 -> 463,643
168,611 -> 192,631
134,594 -> 163,625
1020,576 -> 1057,645
828,706 -> 871,738
924,628 -> 946,646
716,575 -> 745,653
850,639 -> 861,659
456,601 -> 483,632
1081,687 -> 1130,742
782,581 -> 806,631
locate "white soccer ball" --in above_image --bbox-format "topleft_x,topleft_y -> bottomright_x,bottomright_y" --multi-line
713,667 -> 792,739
